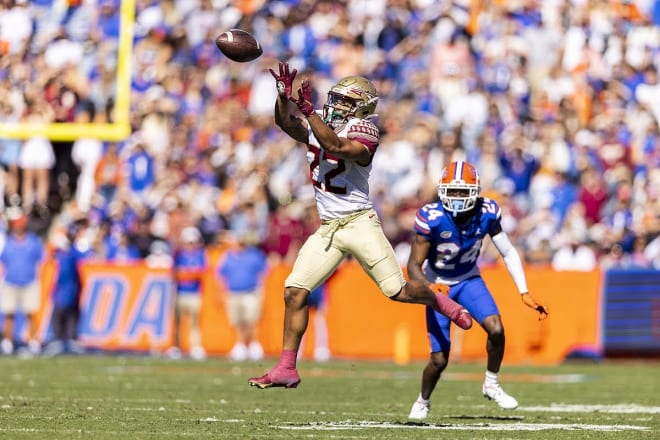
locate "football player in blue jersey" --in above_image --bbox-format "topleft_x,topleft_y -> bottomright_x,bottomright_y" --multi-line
407,161 -> 549,419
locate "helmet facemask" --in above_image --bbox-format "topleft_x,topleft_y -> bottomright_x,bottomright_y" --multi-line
323,92 -> 358,128
438,185 -> 479,215
322,76 -> 378,128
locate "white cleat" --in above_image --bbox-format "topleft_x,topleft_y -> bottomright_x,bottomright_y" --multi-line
482,384 -> 519,409
248,342 -> 264,361
313,347 -> 331,362
408,400 -> 430,420
165,346 -> 182,360
190,346 -> 207,361
229,343 -> 248,361
27,340 -> 41,356
1,338 -> 14,355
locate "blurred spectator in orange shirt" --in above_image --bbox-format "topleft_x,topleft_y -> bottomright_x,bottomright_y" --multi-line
94,142 -> 121,205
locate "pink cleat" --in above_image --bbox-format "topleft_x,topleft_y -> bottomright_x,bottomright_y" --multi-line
435,292 -> 473,330
248,367 -> 301,389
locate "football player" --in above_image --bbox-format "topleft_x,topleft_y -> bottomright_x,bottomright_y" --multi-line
248,62 -> 472,390
407,161 -> 549,419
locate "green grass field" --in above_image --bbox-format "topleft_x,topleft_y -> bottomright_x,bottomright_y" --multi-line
0,355 -> 657,439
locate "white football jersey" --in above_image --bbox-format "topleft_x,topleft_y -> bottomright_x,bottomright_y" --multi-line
306,117 -> 380,220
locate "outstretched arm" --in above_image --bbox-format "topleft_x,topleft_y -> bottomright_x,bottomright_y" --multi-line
491,231 -> 528,294
491,230 -> 549,319
274,95 -> 308,143
270,62 -> 308,144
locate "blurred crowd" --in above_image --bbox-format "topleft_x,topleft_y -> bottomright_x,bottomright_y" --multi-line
0,0 -> 659,271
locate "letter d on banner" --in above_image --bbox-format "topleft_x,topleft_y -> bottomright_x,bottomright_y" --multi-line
79,276 -> 127,344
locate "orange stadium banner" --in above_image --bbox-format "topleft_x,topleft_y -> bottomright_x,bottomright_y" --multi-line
34,259 -> 602,365
76,263 -> 174,351
317,262 -> 602,365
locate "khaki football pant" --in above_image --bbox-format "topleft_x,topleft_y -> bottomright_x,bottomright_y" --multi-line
285,208 -> 406,297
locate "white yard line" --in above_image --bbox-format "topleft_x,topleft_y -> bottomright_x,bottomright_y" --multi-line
443,373 -> 588,383
519,403 -> 660,414
273,421 -> 651,432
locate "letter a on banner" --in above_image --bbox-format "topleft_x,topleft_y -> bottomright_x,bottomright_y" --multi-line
122,276 -> 174,348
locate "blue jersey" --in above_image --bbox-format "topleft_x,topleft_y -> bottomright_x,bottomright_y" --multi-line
413,197 -> 502,285
174,248 -> 207,294
126,150 -> 155,192
52,246 -> 92,308
0,232 -> 44,286
218,246 -> 267,294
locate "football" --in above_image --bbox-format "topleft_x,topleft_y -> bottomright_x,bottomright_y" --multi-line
215,29 -> 263,63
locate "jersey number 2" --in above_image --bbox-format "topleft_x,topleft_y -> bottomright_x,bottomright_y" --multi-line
309,146 -> 347,194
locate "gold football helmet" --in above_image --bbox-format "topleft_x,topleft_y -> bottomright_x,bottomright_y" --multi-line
323,76 -> 378,128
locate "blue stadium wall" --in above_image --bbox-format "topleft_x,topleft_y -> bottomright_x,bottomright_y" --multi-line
602,269 -> 660,357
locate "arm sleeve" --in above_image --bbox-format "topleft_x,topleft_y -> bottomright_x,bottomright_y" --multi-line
491,231 -> 528,294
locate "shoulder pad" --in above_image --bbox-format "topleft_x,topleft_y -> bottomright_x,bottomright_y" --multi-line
347,118 -> 379,153
414,203 -> 445,235
480,197 -> 502,220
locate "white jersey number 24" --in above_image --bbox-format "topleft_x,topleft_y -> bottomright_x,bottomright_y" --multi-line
434,239 -> 481,271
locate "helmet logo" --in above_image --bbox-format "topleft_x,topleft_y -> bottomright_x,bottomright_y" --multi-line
349,87 -> 363,96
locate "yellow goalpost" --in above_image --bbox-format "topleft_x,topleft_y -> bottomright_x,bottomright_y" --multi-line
0,0 -> 135,142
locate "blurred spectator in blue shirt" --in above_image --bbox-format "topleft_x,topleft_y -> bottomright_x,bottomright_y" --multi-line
124,140 -> 155,198
168,226 -> 207,360
44,219 -> 93,356
0,208 -> 45,356
94,0 -> 120,41
280,9 -> 317,71
104,228 -> 141,263
500,137 -> 540,214
500,143 -> 540,195
550,172 -> 579,227
217,232 -> 268,362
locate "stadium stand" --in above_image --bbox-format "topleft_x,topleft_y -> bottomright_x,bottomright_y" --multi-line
0,0 -> 658,271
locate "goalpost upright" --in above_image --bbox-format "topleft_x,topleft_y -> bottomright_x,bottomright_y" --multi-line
0,0 -> 135,142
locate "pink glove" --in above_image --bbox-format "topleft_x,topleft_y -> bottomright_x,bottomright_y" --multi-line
269,62 -> 297,99
290,79 -> 315,117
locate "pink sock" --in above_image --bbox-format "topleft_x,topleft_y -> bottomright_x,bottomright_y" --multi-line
435,292 -> 459,316
277,349 -> 298,369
